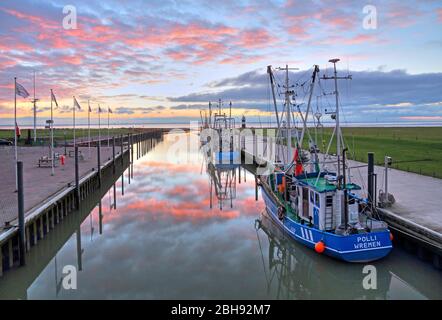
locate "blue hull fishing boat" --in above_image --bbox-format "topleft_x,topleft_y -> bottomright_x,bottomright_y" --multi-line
261,60 -> 392,263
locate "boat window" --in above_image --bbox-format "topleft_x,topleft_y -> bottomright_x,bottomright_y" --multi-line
315,193 -> 320,208
302,188 -> 309,218
310,190 -> 314,204
326,195 -> 333,207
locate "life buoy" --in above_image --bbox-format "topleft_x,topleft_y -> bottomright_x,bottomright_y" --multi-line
277,207 -> 284,220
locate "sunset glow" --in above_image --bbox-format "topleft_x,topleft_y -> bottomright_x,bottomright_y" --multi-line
0,0 -> 441,125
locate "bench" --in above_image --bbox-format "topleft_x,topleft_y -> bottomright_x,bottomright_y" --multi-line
38,156 -> 58,168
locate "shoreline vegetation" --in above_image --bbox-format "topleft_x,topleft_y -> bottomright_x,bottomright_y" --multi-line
256,127 -> 442,179
1,126 -> 441,179
0,127 -> 150,145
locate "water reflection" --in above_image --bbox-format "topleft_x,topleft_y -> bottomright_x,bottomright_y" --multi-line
0,133 -> 440,299
256,210 -> 441,299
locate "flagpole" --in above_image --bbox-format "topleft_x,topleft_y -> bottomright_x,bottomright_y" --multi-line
98,105 -> 101,148
50,89 -> 54,176
33,71 -> 37,143
73,96 -> 76,147
107,107 -> 110,147
88,100 -> 91,158
14,77 -> 18,191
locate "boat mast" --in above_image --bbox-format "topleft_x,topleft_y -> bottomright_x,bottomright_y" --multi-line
322,59 -> 351,181
333,59 -> 341,179
285,65 -> 291,163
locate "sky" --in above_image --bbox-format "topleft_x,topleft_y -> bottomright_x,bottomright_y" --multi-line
0,0 -> 442,126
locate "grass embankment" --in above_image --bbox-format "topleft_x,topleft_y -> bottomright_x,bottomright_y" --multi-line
258,127 -> 442,178
0,128 -> 135,146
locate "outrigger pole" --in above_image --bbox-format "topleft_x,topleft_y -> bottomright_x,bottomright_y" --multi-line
267,66 -> 280,129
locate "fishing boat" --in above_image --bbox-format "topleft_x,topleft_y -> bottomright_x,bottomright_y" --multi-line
260,59 -> 392,263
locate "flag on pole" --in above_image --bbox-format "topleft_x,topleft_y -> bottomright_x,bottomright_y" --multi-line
73,97 -> 82,110
15,122 -> 21,138
16,82 -> 30,98
88,103 -> 92,112
98,105 -> 103,113
108,107 -> 112,113
51,91 -> 59,108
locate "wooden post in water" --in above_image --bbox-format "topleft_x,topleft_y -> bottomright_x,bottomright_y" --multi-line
137,134 -> 140,159
113,183 -> 117,209
112,136 -> 116,175
127,133 -> 131,184
97,143 -> 101,188
120,134 -> 124,166
121,174 -> 124,196
17,161 -> 26,266
130,134 -> 134,179
75,146 -> 80,209
98,200 -> 103,235
238,166 -> 241,184
255,175 -> 258,201
76,228 -> 82,271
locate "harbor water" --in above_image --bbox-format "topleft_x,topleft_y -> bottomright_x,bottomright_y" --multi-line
0,132 -> 440,299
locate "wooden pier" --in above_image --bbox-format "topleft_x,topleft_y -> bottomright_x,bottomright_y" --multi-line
0,130 -> 164,277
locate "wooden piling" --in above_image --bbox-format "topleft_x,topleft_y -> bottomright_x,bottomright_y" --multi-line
17,161 -> 26,265
75,146 -> 80,209
25,227 -> 30,251
97,143 -> 101,188
98,200 -> 103,235
130,134 -> 134,179
120,134 -> 124,166
113,183 -> 117,209
76,228 -> 82,271
121,173 -> 124,196
255,176 -> 258,201
127,133 -> 131,184
112,136 -> 116,175
32,222 -> 37,246
39,218 -> 44,239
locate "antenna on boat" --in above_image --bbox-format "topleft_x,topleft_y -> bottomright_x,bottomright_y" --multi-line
322,59 -> 351,181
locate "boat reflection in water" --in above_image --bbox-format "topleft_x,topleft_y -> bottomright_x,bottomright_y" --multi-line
255,209 -> 438,300
205,152 -> 242,211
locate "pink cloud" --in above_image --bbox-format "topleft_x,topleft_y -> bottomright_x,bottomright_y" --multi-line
386,4 -> 421,28
235,29 -> 273,49
60,55 -> 83,65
